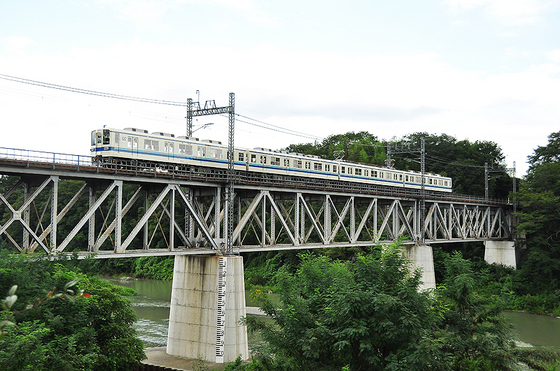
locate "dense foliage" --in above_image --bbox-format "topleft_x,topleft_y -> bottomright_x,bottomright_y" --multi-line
241,247 -> 560,371
286,131 -> 513,198
0,254 -> 145,371
515,131 -> 560,294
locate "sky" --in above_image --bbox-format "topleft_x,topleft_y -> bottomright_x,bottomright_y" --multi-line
2,0 -> 560,176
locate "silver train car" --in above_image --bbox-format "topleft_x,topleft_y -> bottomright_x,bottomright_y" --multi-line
91,127 -> 452,192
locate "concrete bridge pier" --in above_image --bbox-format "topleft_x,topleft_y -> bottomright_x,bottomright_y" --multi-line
166,255 -> 249,363
484,241 -> 516,268
405,245 -> 436,291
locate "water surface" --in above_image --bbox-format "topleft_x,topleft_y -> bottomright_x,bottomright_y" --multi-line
112,277 -> 560,350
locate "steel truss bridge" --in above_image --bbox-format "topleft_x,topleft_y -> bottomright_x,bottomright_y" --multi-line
0,147 -> 514,258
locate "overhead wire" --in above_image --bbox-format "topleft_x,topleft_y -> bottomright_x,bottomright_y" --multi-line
0,73 -> 321,141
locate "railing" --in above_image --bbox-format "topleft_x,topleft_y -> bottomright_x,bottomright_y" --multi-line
0,146 -> 92,169
0,146 -> 511,206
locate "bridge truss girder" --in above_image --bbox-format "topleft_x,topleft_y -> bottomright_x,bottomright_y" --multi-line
0,170 -> 514,257
231,189 -> 513,251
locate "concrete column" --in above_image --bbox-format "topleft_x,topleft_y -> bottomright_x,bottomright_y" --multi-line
484,241 -> 516,268
406,244 -> 436,291
167,255 -> 248,363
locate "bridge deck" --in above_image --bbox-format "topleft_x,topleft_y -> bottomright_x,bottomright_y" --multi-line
0,147 -> 514,257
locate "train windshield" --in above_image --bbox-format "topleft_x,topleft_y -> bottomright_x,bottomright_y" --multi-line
103,129 -> 110,145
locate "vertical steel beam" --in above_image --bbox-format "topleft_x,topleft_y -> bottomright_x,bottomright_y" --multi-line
226,92 -> 235,254
22,182 -> 30,251
50,176 -> 58,251
115,180 -> 122,252
324,195 -> 331,241
294,193 -> 300,244
144,190 -> 149,249
88,186 -> 96,252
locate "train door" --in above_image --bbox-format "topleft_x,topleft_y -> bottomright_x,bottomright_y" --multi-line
114,133 -> 121,153
165,142 -> 174,160
132,137 -> 138,156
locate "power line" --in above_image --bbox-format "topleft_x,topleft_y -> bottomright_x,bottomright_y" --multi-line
1,73 -> 322,140
234,114 -> 321,140
0,73 -> 186,106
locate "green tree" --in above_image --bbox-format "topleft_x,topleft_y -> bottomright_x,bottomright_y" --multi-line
0,255 -> 145,370
247,243 -> 438,370
245,247 -> 560,371
515,131 -> 560,293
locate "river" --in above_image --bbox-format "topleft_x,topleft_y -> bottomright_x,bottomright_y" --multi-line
110,278 -> 560,350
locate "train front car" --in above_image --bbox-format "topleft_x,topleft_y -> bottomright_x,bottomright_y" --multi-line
90,128 -> 115,163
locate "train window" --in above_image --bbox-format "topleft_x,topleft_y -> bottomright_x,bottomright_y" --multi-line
198,146 -> 206,157
251,154 -> 257,163
325,164 -> 330,172
405,175 -> 409,182
260,156 -> 267,164
364,170 -> 368,177
399,174 -> 402,181
341,166 -> 345,174
238,153 -> 244,162
305,162 -> 311,169
428,178 -> 433,184
103,129 -> 110,145
372,170 -> 378,178
179,144 -> 192,155
273,157 -> 280,166
348,168 -> 353,175
444,181 -> 448,187
355,169 -> 362,176
314,163 -> 322,171
284,159 -> 290,167
127,137 -> 132,148
209,148 -> 222,158
295,160 -> 302,168
333,165 -> 337,173
91,131 -> 96,146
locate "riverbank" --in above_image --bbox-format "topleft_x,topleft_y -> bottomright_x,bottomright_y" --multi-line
142,347 -> 229,371
110,277 -> 560,351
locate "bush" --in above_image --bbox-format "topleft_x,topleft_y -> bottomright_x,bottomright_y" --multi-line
0,255 -> 145,371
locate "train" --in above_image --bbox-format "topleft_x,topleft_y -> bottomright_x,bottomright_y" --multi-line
90,127 -> 452,192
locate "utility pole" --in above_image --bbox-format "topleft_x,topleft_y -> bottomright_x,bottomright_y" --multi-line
226,93 -> 235,254
391,138 -> 426,244
485,162 -> 511,201
185,93 -> 236,254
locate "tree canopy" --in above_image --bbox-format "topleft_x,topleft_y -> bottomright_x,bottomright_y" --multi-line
285,131 -> 512,198
245,246 -> 559,371
515,130 -> 560,293
0,254 -> 145,371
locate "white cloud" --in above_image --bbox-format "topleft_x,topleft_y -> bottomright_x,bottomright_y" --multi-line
546,49 -> 560,62
95,0 -> 278,27
0,36 -> 34,56
97,0 -> 170,25
445,0 -> 559,25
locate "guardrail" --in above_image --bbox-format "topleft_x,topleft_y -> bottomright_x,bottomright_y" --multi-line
0,146 -> 92,168
0,146 -> 510,205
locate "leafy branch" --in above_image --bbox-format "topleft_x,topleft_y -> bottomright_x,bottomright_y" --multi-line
1,279 -> 83,339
